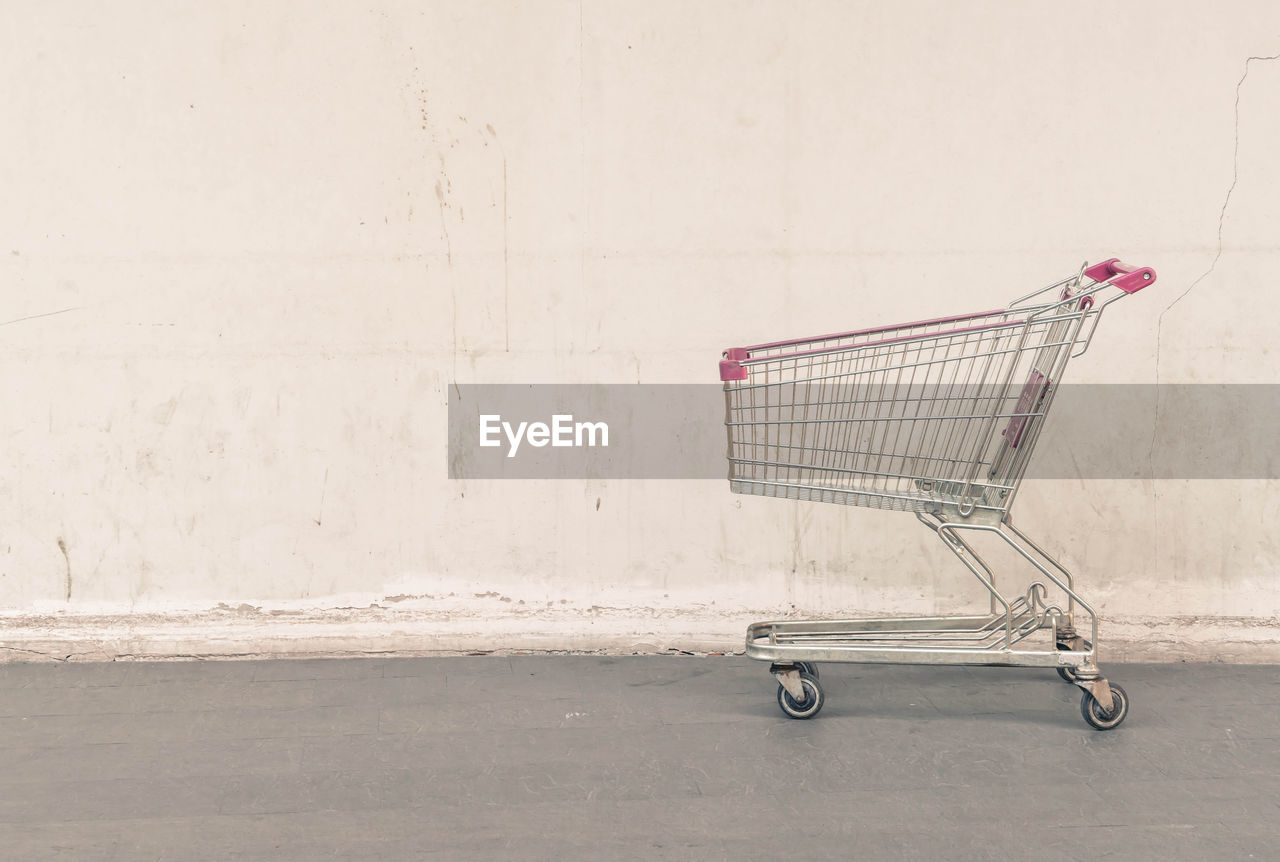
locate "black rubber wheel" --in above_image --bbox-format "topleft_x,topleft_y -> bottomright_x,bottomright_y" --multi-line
1080,683 -> 1129,730
796,661 -> 819,679
776,672 -> 824,720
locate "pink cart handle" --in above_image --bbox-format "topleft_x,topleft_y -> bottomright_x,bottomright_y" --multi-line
1083,258 -> 1157,294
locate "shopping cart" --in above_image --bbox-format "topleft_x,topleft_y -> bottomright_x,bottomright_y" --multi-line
718,258 -> 1157,729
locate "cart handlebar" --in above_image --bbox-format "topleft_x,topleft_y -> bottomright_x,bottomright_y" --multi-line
1083,258 -> 1157,294
717,258 -> 1159,381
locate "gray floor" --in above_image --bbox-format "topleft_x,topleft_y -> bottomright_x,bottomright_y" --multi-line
0,657 -> 1275,861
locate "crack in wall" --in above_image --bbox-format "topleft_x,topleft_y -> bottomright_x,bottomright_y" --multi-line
1147,50 -> 1280,574
0,307 -> 82,328
1155,52 -> 1280,344
0,646 -> 72,662
1151,51 -> 1280,432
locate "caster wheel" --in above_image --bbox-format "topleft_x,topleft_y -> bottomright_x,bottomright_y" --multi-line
796,662 -> 819,679
777,672 -> 824,720
1080,683 -> 1129,730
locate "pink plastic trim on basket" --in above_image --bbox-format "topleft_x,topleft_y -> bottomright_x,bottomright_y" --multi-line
741,309 -> 1006,353
1003,370 -> 1049,448
718,347 -> 751,381
718,318 -> 1025,378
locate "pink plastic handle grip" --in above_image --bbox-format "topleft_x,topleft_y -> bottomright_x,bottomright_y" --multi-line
1083,258 -> 1157,294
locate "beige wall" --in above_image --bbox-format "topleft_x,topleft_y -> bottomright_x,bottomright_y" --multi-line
2,2 -> 1279,659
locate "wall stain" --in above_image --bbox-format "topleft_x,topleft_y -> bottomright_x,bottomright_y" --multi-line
57,537 -> 70,601
434,178 -> 452,266
315,468 -> 329,527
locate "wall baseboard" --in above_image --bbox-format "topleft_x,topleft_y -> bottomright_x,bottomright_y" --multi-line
0,606 -> 1276,663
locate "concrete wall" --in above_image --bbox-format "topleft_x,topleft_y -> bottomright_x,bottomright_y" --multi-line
2,1 -> 1279,661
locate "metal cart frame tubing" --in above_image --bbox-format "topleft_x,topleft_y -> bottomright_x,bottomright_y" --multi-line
718,258 -> 1157,729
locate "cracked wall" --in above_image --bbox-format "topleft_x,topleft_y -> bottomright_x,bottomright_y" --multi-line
1,2 -> 1279,658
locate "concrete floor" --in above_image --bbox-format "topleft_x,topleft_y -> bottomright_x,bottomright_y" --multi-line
0,657 -> 1275,861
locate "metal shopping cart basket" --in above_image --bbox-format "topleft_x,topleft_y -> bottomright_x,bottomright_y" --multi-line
718,258 -> 1156,729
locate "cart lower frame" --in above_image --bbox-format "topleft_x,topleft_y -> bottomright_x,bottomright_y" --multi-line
747,514 -> 1125,726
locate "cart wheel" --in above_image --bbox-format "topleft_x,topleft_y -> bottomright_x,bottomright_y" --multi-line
1080,683 -> 1129,731
777,672 -> 824,720
796,661 -> 819,679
